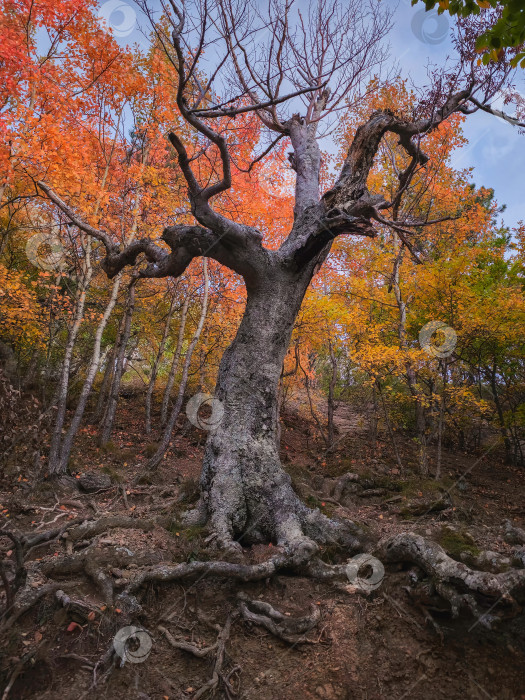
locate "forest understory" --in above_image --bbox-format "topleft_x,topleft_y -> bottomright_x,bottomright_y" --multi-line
3,0 -> 525,697
1,392 -> 524,700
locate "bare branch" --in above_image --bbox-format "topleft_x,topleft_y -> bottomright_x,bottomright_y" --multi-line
191,84 -> 324,118
37,182 -> 264,284
371,211 -> 425,265
36,181 -> 116,253
467,96 -> 525,128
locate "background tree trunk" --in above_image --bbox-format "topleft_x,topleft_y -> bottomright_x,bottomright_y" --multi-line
48,239 -> 93,476
145,291 -> 177,434
94,336 -> 118,422
392,244 -> 428,475
490,361 -> 513,464
99,280 -> 136,446
160,293 -> 190,427
146,260 -> 209,469
56,274 -> 122,472
327,340 -> 338,451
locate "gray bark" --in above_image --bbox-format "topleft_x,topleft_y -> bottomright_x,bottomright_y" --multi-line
99,281 -> 136,446
160,292 -> 190,427
188,249 -> 361,553
55,274 -> 121,473
145,291 -> 177,434
48,242 -> 93,475
146,259 -> 209,469
39,17 -> 496,549
327,340 -> 337,451
380,532 -> 525,619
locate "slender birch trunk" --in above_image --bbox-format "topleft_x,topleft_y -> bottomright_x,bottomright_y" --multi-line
146,260 -> 209,470
56,274 -> 122,471
99,280 -> 137,446
46,111 -> 127,475
145,292 -> 177,434
327,340 -> 338,451
160,292 -> 190,427
48,239 -> 93,475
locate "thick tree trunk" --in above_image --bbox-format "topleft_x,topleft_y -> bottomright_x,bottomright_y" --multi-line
188,267 -> 362,553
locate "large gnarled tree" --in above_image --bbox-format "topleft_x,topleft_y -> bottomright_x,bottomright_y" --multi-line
38,0 -> 524,557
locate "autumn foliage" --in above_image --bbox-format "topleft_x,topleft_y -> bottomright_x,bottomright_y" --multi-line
0,0 -> 524,483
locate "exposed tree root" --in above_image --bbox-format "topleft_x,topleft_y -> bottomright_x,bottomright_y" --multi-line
39,543 -> 164,605
183,490 -> 367,558
65,515 -> 157,543
1,581 -> 78,632
116,544 -> 317,614
1,515 -> 164,620
380,532 -> 525,624
3,506 -> 525,664
160,624 -> 221,657
77,644 -> 119,700
504,520 -> 525,545
158,594 -> 321,698
55,588 -> 100,622
1,649 -> 37,700
237,592 -> 321,643
331,472 -> 360,503
160,612 -> 239,699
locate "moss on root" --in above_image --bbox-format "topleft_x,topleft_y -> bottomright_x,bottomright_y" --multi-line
400,478 -> 452,498
437,526 -> 481,560
101,465 -> 123,482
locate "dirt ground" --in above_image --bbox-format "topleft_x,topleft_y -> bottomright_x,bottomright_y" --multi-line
1,394 -> 524,700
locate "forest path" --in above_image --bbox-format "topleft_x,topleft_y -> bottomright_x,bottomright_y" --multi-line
332,400 -> 370,438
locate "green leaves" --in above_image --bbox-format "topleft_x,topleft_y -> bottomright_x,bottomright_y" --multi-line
413,0 -> 525,66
